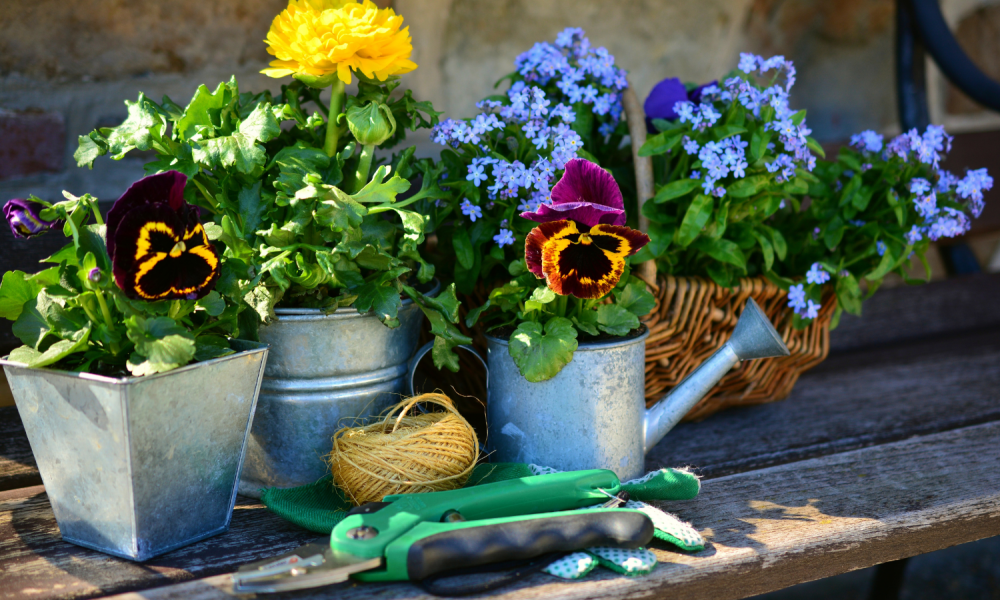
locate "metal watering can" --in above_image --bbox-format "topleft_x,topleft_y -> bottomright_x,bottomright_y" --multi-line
409,298 -> 789,480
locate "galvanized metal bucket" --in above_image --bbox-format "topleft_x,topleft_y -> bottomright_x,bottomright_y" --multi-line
484,329 -> 650,481
1,340 -> 268,561
238,281 -> 439,497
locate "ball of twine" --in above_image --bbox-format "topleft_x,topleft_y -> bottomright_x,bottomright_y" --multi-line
327,393 -> 480,506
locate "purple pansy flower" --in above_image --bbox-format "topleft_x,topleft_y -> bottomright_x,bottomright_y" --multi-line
519,158 -> 626,227
3,198 -> 59,239
106,170 -> 188,262
643,77 -> 717,133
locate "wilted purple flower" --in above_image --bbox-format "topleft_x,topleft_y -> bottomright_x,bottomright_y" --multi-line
3,198 -> 59,239
520,158 -> 626,227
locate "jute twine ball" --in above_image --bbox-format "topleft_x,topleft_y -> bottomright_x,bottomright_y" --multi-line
327,393 -> 479,506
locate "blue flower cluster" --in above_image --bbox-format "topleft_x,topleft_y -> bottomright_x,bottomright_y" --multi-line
514,27 -> 628,137
787,283 -> 821,320
432,80 -> 584,246
850,127 -> 993,242
672,52 -> 816,198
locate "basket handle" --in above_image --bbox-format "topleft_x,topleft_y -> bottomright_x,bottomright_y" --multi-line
622,78 -> 657,284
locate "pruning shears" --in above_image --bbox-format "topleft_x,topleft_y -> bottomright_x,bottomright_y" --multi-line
233,469 -> 654,592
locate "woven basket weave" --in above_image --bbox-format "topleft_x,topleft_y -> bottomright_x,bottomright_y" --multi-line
621,85 -> 835,421
641,275 -> 836,421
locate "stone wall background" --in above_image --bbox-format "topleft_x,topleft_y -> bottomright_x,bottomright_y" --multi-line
2,0 -> 999,206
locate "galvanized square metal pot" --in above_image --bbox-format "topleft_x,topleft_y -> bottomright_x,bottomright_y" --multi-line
238,281 -> 438,497
0,340 -> 268,561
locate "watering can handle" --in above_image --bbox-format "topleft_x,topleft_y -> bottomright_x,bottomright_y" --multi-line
407,342 -> 489,397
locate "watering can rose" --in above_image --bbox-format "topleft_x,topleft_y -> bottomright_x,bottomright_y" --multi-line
108,171 -> 220,301
521,159 -> 649,299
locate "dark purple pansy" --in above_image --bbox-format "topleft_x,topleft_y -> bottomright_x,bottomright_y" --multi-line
3,198 -> 59,239
643,77 -> 717,133
106,170 -> 187,262
520,158 -> 625,228
108,171 -> 219,301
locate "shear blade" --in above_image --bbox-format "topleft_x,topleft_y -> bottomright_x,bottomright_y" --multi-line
232,544 -> 383,593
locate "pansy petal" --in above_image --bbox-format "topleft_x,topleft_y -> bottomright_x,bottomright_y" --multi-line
644,77 -> 688,122
525,220 -> 577,278
531,222 -> 651,300
111,202 -> 219,301
107,171 -> 187,261
550,158 -> 624,210
520,201 -> 626,227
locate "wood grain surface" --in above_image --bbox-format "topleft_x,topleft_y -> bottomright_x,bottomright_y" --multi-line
0,406 -> 39,492
830,272 -> 1000,353
94,420 -> 1000,600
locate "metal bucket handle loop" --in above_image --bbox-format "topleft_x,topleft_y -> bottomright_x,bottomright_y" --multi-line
407,342 -> 489,397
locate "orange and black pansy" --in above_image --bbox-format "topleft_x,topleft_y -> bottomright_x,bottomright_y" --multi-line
108,171 -> 220,301
525,220 -> 649,299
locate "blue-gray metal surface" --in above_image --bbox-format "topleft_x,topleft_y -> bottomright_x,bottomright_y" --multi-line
485,329 -> 650,481
238,283 -> 438,496
0,340 -> 268,561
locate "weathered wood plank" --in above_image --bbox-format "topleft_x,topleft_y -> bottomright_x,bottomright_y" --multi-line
646,326 -> 1000,477
0,406 -> 39,492
830,272 -> 1000,353
97,420 -> 1000,600
0,491 -> 322,600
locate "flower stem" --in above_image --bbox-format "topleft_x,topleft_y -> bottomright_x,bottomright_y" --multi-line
352,144 -> 375,193
94,288 -> 120,355
324,79 -> 346,158
88,196 -> 105,226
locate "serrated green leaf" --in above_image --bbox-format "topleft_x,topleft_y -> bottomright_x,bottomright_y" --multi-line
74,134 -> 104,169
508,318 -> 579,382
353,269 -> 407,327
125,316 -> 196,373
105,93 -> 166,159
353,165 -> 411,205
239,102 -> 281,143
177,81 -> 229,140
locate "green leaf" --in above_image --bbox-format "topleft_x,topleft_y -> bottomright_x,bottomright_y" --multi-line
74,134 -> 104,169
675,194 -> 714,247
238,102 -> 281,144
190,104 -> 279,174
177,81 -> 229,140
452,227 -> 475,270
824,217 -> 846,251
713,125 -> 747,140
806,136 -> 826,159
402,284 -> 472,372
353,165 -> 411,204
654,178 -> 702,203
0,271 -> 45,321
726,175 -> 770,198
125,316 -> 196,373
105,93 -> 166,159
194,335 -> 234,362
313,189 -> 367,231
8,328 -> 91,368
613,277 -> 656,318
766,226 -> 787,260
835,273 -> 863,316
691,237 -> 747,270
596,304 -> 639,336
572,310 -> 600,336
238,182 -> 267,240
638,131 -> 682,157
750,130 -> 772,162
353,269 -> 407,327
196,291 -> 226,316
752,229 -> 775,272
508,318 -> 579,382
465,300 -> 491,328
865,245 -> 896,281
530,287 -> 557,304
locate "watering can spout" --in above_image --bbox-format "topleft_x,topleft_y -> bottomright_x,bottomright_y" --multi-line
643,298 -> 790,453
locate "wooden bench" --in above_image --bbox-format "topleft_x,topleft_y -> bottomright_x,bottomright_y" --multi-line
2,273 -> 999,600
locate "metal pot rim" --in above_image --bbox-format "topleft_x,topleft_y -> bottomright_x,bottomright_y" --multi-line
272,279 -> 442,320
0,339 -> 269,385
485,324 -> 649,351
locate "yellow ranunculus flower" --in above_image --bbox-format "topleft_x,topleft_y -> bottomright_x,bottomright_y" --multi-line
262,0 -> 418,86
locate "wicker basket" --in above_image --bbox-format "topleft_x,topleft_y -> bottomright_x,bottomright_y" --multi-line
641,275 -> 836,421
621,85 -> 835,421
